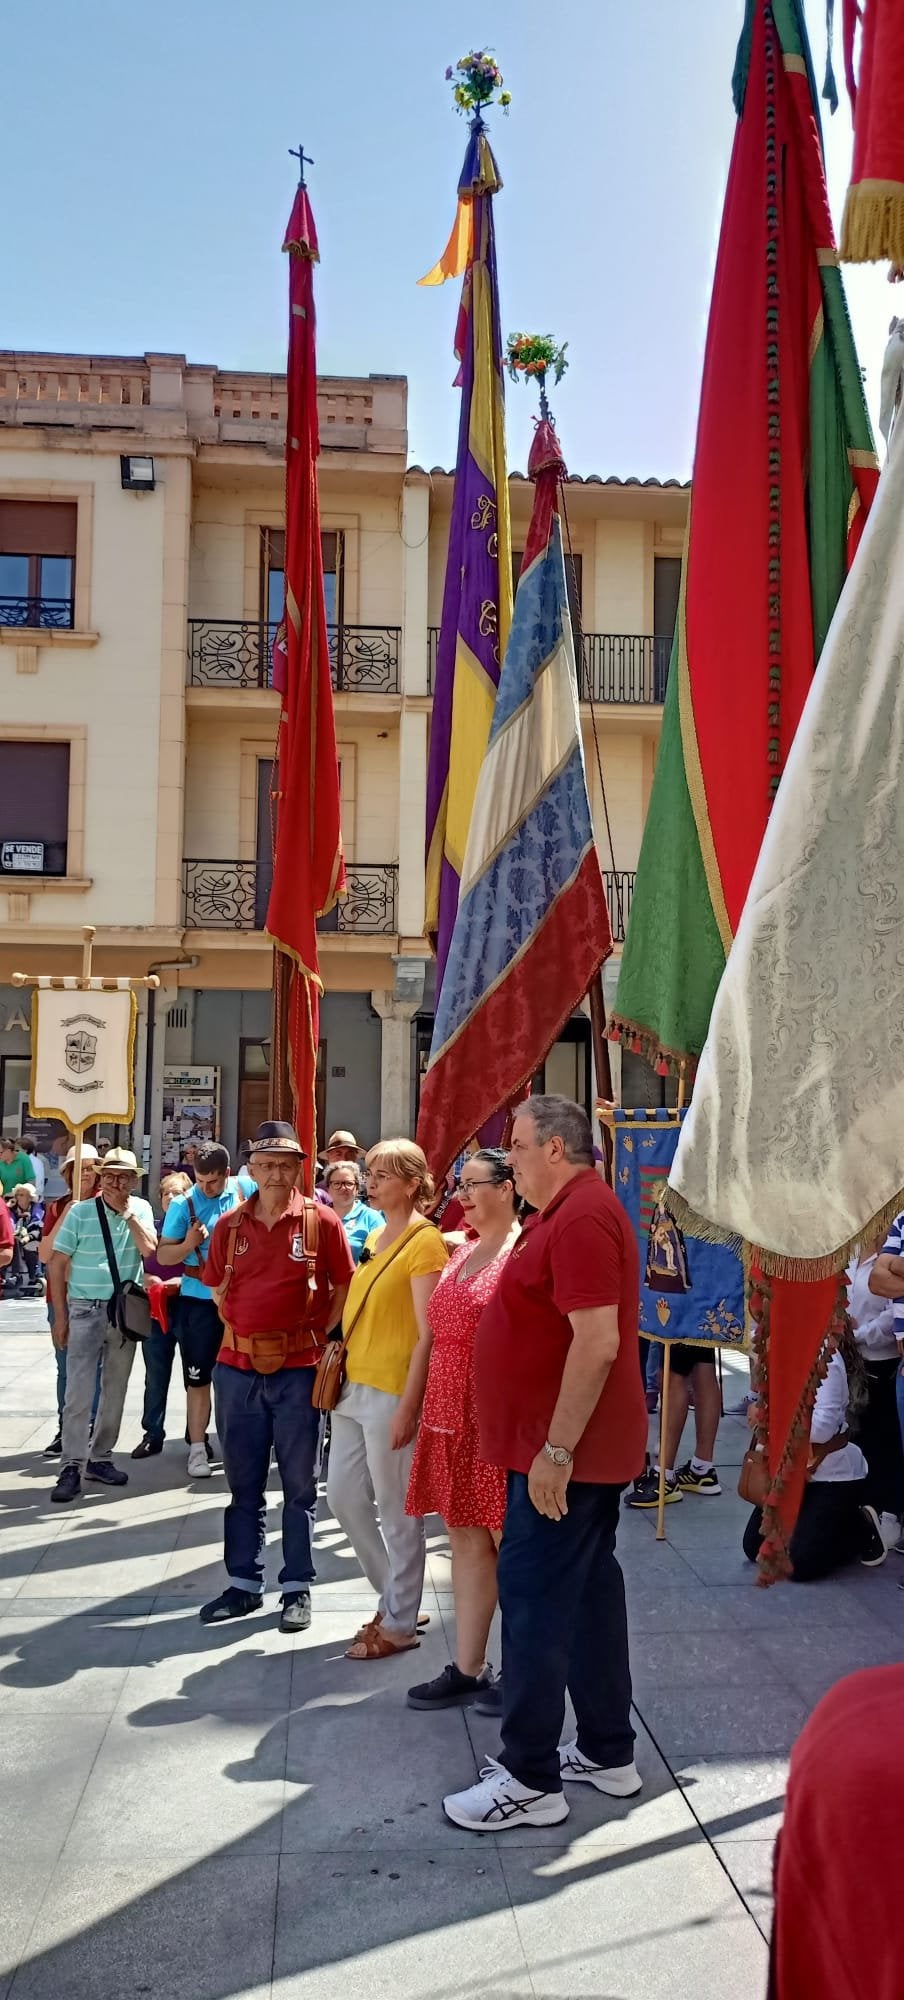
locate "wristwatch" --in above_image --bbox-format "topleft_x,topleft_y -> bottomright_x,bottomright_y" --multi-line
542,1440 -> 573,1468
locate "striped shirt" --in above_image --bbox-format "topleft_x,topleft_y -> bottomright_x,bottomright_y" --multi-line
54,1195 -> 156,1299
880,1213 -> 904,1340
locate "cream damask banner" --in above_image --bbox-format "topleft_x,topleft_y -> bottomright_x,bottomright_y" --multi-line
30,988 -> 138,1134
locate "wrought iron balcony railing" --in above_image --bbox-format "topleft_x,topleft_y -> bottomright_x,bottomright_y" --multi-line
0,595 -> 74,629
603,869 -> 636,944
183,859 -> 399,934
427,627 -> 670,704
187,618 -> 401,694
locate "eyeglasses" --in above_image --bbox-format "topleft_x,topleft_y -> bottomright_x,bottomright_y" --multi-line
457,1177 -> 500,1194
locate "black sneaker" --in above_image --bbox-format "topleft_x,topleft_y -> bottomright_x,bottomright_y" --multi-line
675,1460 -> 722,1497
859,1504 -> 887,1567
42,1430 -> 63,1458
407,1662 -> 494,1711
131,1435 -> 163,1459
86,1459 -> 128,1487
204,1435 -> 215,1463
51,1465 -> 81,1504
200,1586 -> 264,1625
625,1468 -> 682,1509
473,1676 -> 503,1718
279,1590 -> 312,1633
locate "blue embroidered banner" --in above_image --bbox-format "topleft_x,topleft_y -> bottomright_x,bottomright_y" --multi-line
611,1109 -> 746,1347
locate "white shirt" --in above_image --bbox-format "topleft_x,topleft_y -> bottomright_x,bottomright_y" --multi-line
26,1152 -> 45,1199
846,1251 -> 898,1360
809,1350 -> 867,1483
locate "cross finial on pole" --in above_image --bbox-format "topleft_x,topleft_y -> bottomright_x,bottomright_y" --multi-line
289,142 -> 314,188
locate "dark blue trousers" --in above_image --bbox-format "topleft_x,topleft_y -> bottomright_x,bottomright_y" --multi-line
140,1328 -> 176,1444
213,1362 -> 320,1593
498,1472 -> 635,1794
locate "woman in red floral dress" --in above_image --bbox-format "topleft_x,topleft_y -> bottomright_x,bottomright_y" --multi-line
406,1149 -> 520,1710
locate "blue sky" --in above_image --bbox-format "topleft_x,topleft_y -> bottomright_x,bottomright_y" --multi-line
3,0 -> 894,477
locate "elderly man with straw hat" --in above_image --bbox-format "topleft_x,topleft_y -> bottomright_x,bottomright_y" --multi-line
201,1121 -> 354,1633
49,1147 -> 157,1505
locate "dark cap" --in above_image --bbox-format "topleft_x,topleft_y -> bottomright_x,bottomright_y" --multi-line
249,1120 -> 307,1159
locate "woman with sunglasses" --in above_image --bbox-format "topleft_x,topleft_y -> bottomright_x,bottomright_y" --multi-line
406,1149 -> 520,1711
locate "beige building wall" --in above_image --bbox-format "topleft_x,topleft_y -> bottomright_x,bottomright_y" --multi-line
0,348 -> 689,1154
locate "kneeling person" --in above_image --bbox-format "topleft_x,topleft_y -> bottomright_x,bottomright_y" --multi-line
157,1143 -> 243,1479
201,1122 -> 354,1633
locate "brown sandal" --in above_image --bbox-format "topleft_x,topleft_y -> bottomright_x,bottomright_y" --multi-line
345,1624 -> 420,1661
352,1610 -> 430,1643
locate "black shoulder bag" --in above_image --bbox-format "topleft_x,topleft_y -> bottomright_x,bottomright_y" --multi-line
95,1196 -> 153,1342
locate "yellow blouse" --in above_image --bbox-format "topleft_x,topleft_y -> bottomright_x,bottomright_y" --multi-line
344,1217 -> 448,1398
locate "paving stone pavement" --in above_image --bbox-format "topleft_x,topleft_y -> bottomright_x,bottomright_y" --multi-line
0,1304 -> 901,1997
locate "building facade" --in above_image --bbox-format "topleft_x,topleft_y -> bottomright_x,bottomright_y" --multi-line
0,350 -> 688,1182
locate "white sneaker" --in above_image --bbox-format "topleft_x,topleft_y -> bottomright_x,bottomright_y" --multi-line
559,1740 -> 642,1796
187,1442 -> 212,1480
443,1756 -> 569,1831
880,1512 -> 901,1551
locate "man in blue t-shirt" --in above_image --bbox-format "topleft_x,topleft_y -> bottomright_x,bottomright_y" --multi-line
158,1142 -> 243,1481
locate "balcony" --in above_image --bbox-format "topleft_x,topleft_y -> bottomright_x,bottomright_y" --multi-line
183,859 -> 399,934
604,869 -> 636,944
0,595 -> 74,630
187,618 -> 400,694
427,628 -> 670,703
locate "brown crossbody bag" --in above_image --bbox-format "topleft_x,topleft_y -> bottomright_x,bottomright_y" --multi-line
311,1220 -> 436,1413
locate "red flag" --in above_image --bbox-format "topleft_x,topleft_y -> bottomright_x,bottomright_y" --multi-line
265,183 -> 345,1185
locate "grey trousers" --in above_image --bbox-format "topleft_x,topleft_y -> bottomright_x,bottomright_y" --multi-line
61,1299 -> 137,1471
326,1380 -> 426,1636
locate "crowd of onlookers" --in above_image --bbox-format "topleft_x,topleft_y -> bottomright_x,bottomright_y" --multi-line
5,1097 -> 904,1871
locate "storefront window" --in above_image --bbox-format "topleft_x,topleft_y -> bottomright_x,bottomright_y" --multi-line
1,1055 -> 30,1138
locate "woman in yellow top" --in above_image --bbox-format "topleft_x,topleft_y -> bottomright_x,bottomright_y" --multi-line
327,1138 -> 448,1660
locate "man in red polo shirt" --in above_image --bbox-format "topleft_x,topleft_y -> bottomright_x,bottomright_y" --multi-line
444,1095 -> 647,1832
201,1121 -> 353,1633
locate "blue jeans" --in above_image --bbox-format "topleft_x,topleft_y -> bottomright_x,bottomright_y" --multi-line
497,1472 -> 635,1794
213,1362 -> 320,1594
141,1328 -> 176,1444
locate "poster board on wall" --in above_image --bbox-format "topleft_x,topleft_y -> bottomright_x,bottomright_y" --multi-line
161,1065 -> 220,1170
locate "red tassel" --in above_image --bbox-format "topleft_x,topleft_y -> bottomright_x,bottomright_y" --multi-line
654,1058 -> 669,1077
842,0 -> 860,109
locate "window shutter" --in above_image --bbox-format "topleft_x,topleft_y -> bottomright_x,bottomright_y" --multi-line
0,501 -> 77,558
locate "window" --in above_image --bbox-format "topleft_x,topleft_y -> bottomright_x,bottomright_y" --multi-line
0,501 -> 76,628
653,555 -> 681,702
0,741 -> 70,876
512,547 -> 582,637
259,527 -> 345,633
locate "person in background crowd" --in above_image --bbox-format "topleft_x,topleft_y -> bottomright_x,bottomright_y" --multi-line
179,1140 -> 199,1182
322,1130 -> 363,1170
43,1138 -> 69,1202
131,1170 -> 192,1461
768,1664 -> 904,2000
5,1183 -> 45,1297
847,1237 -> 904,1549
39,1146 -> 102,1457
94,1139 -> 112,1161
625,1342 -> 723,1507
742,1332 -> 886,1579
869,1216 -> 904,1558
21,1138 -> 46,1202
201,1122 -> 353,1631
156,1144 -> 243,1481
327,1140 -> 448,1661
406,1150 -> 518,1712
49,1148 -> 157,1505
0,1198 -> 14,1289
0,1136 -> 32,1199
444,1096 -> 646,1833
321,1160 -> 383,1264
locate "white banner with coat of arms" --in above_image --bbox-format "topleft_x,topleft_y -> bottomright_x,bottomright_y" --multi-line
29,987 -> 137,1133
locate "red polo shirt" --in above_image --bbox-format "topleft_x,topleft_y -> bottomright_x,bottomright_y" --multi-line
474,1169 -> 647,1484
204,1188 -> 354,1371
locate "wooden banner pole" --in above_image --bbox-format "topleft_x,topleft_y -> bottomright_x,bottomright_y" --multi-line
656,1344 -> 672,1541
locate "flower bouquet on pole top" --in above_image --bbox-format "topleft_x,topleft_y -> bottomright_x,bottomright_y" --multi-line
506,333 -> 569,422
445,49 -> 511,116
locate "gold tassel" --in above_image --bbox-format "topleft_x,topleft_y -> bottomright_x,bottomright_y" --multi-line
665,1183 -> 904,1286
841,182 -> 904,265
